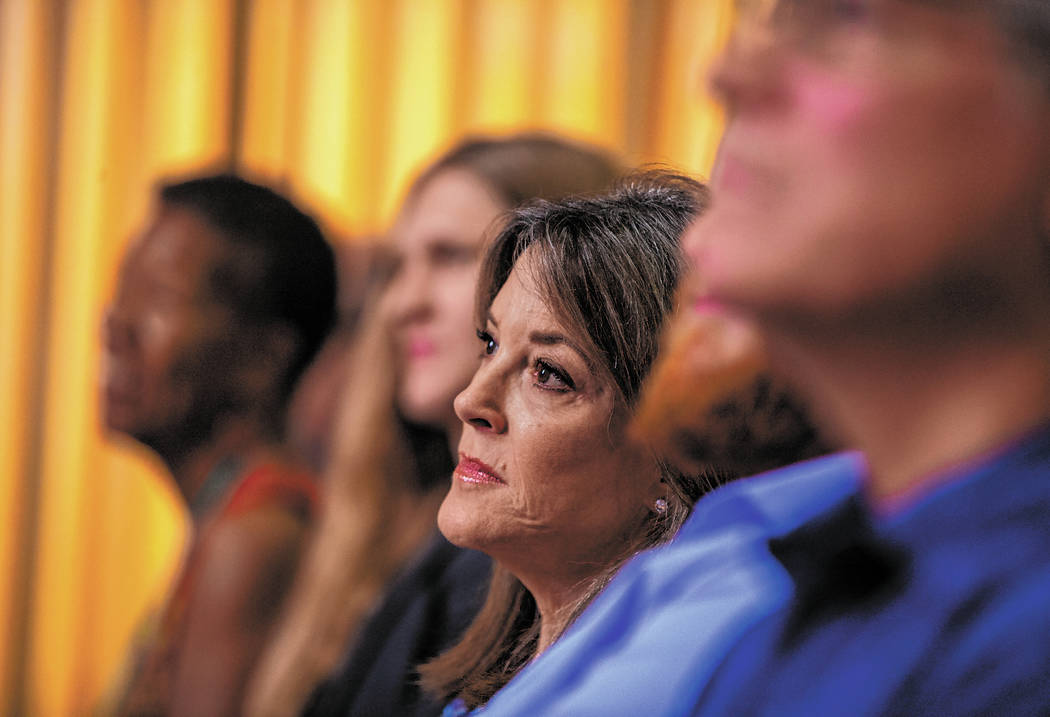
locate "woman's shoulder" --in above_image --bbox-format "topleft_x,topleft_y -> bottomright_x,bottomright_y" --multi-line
221,455 -> 319,520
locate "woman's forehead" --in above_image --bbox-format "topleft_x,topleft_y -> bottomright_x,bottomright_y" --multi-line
505,250 -> 614,379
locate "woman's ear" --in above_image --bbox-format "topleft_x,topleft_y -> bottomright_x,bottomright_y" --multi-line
643,468 -> 669,513
619,432 -> 666,509
236,323 -> 300,404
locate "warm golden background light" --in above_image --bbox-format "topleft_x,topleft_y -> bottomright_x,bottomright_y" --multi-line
0,1 -> 732,713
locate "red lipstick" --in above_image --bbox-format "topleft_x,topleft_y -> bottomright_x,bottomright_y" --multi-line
454,455 -> 505,486
406,336 -> 436,360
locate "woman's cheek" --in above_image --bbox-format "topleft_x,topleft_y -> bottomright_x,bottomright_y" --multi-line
527,423 -> 607,491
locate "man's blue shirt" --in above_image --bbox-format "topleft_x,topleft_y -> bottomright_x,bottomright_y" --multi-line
475,452 -> 862,716
693,426 -> 1050,716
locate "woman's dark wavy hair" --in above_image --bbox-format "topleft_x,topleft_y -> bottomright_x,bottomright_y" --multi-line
158,173 -> 337,406
419,170 -> 711,709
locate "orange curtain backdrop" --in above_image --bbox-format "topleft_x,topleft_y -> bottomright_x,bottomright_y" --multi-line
0,0 -> 733,714
0,1 -> 58,710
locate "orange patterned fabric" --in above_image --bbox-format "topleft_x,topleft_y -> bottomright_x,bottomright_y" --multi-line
224,462 -> 319,521
117,459 -> 319,717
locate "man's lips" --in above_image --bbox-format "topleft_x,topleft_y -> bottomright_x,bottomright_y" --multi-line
453,455 -> 505,485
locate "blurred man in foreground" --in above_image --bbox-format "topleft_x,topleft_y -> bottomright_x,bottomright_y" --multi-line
690,0 -> 1050,712
102,174 -> 336,716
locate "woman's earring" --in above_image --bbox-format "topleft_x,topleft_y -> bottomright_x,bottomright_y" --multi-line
654,498 -> 668,515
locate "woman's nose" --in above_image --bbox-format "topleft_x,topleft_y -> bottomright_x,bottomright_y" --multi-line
454,364 -> 507,434
386,261 -> 433,325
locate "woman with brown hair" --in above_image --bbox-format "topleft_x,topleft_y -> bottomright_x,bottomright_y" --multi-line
244,133 -> 624,717
419,171 -> 713,713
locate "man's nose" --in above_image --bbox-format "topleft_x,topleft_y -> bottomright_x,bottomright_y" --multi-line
707,4 -> 782,113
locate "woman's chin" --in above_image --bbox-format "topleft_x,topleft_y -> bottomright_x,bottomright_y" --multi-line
396,390 -> 456,430
436,492 -> 487,551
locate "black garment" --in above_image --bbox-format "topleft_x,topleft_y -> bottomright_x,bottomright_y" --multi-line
303,532 -> 491,717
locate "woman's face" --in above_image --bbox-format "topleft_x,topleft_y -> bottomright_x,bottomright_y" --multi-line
438,250 -> 662,591
386,168 -> 506,432
102,205 -> 243,448
690,1 -> 1050,321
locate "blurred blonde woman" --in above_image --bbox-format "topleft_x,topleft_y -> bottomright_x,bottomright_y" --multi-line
244,134 -> 623,717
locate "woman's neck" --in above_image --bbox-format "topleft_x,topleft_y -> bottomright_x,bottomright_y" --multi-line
518,551 -> 624,655
171,416 -> 279,513
534,583 -> 590,655
764,304 -> 1050,510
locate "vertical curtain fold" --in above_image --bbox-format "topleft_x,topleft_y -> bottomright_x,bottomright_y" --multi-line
0,2 -> 62,713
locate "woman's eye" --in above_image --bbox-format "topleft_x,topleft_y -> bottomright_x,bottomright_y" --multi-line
533,360 -> 574,391
829,0 -> 870,22
476,329 -> 497,356
431,242 -> 477,267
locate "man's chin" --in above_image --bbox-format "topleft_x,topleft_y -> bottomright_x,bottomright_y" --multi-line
631,298 -> 768,474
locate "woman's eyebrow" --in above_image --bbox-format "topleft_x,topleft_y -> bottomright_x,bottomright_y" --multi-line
528,331 -> 571,347
528,330 -> 595,369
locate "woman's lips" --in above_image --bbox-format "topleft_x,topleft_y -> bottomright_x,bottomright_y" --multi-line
454,455 -> 505,486
407,337 -> 436,359
679,269 -> 726,318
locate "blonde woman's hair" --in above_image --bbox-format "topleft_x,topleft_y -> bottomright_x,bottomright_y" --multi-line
242,133 -> 624,717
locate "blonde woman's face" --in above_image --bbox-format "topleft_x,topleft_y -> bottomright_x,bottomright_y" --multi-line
386,168 -> 505,433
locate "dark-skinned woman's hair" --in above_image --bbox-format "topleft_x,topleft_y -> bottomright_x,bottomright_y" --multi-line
159,173 -> 337,405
